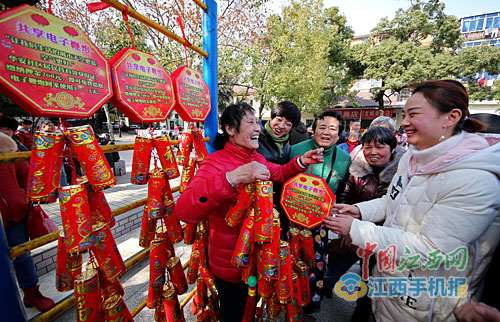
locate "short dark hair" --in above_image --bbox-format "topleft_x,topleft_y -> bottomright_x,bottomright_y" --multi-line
312,110 -> 344,135
21,119 -> 32,125
213,102 -> 255,150
361,127 -> 397,151
271,101 -> 301,127
0,116 -> 18,132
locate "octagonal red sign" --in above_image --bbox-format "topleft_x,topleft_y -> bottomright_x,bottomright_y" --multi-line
109,48 -> 175,123
0,5 -> 112,118
171,66 -> 211,122
280,173 -> 335,229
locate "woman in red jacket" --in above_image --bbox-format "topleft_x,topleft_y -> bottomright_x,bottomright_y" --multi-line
0,131 -> 55,312
176,102 -> 323,321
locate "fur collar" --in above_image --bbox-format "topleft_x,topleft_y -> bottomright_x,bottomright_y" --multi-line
349,146 -> 406,184
0,132 -> 17,154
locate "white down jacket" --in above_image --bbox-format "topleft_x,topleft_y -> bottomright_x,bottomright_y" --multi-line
349,131 -> 500,322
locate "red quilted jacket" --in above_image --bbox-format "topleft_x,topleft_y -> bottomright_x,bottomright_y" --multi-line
176,141 -> 306,283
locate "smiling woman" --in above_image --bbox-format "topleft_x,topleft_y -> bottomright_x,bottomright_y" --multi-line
175,102 -> 323,322
323,80 -> 500,322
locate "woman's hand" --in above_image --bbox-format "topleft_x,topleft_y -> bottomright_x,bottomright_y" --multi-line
322,214 -> 354,236
227,161 -> 271,186
300,148 -> 324,166
454,302 -> 500,322
332,204 -> 361,219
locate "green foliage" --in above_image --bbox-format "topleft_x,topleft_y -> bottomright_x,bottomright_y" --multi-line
242,0 -> 354,115
358,0 -> 469,107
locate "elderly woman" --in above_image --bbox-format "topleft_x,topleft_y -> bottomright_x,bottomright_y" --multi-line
324,126 -> 406,321
176,102 -> 323,322
289,110 -> 351,315
324,80 -> 500,321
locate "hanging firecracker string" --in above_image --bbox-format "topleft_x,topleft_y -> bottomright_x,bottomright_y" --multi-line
47,0 -> 53,15
121,5 -> 136,49
177,15 -> 191,67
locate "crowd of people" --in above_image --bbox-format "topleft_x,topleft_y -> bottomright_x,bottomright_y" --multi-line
177,79 -> 500,322
1,79 -> 499,321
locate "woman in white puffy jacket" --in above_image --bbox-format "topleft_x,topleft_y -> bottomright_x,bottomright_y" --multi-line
323,80 -> 500,322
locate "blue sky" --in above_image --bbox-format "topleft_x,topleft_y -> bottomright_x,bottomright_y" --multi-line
268,0 -> 499,35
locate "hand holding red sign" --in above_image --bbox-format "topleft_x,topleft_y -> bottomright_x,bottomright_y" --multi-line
280,173 -> 335,229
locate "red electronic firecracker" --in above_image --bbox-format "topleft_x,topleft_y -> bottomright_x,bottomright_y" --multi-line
258,209 -> 281,281
166,257 -> 188,295
257,247 -> 276,299
102,294 -> 133,322
163,287 -> 186,322
186,250 -> 200,284
58,184 -> 93,254
286,293 -> 303,322
163,201 -> 184,243
253,180 -> 273,244
91,223 -> 126,281
65,125 -> 116,190
27,131 -> 65,203
207,294 -> 221,322
56,231 -> 83,292
139,205 -> 157,248
154,136 -> 180,179
87,185 -> 115,227
74,269 -> 102,322
180,158 -> 196,192
99,269 -> 125,299
199,266 -> 218,297
300,229 -> 316,269
155,302 -> 168,322
191,128 -> 208,161
195,275 -> 208,310
295,261 -> 311,306
226,183 -> 254,227
130,136 -> 152,184
164,178 -> 174,203
197,229 -> 209,268
147,170 -> 166,219
277,241 -> 293,304
156,222 -> 176,259
184,223 -> 197,245
288,227 -> 301,265
231,208 -> 255,268
176,129 -> 194,167
266,294 -> 282,321
150,239 -> 167,287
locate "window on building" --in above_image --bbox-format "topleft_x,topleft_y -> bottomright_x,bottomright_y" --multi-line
462,13 -> 499,32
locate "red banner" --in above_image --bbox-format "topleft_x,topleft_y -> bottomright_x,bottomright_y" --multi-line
110,48 -> 175,123
171,66 -> 211,122
280,173 -> 335,229
329,108 -> 395,120
0,5 -> 112,118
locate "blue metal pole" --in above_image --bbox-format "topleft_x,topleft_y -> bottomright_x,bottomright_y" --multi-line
0,219 -> 26,321
203,0 -> 218,154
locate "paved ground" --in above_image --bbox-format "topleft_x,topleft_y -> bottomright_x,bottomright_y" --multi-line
24,132 -> 366,322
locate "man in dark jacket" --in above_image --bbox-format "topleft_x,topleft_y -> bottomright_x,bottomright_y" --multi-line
289,121 -> 310,145
15,119 -> 34,150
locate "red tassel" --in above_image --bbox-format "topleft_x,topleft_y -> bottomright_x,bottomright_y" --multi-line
242,276 -> 257,322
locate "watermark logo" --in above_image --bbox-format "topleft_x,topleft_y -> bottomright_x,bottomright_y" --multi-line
334,272 -> 368,301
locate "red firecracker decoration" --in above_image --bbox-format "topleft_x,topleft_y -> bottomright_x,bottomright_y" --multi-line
154,136 -> 180,179
164,201 -> 184,244
175,129 -> 194,167
163,287 -> 186,322
300,229 -> 316,269
55,231 -> 83,292
74,269 -> 102,322
139,205 -> 157,248
225,183 -> 254,227
295,261 -> 311,306
288,227 -> 301,266
147,170 -> 166,219
253,180 -> 273,244
231,209 -> 255,268
166,257 -> 188,295
242,276 -> 258,322
191,128 -> 208,161
58,184 -> 93,254
130,136 -> 152,185
87,185 -> 115,227
186,250 -> 200,284
102,294 -> 133,321
65,125 -> 116,190
27,131 -> 65,203
277,241 -> 293,304
91,223 -> 126,282
180,158 -> 196,192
